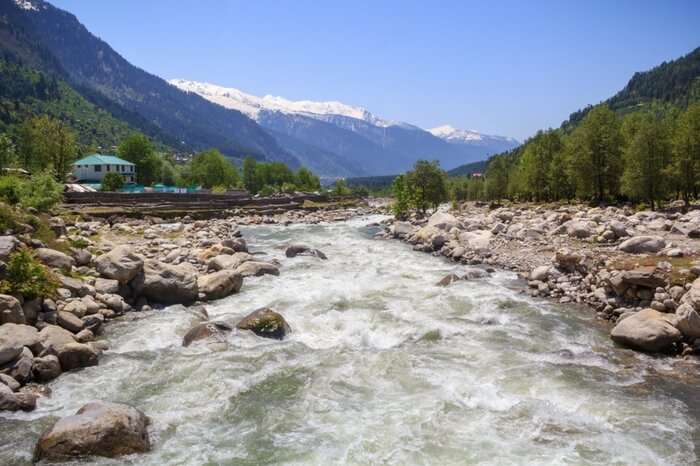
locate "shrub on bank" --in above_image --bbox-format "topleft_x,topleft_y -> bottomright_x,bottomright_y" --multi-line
101,172 -> 125,192
21,171 -> 63,212
0,247 -> 58,300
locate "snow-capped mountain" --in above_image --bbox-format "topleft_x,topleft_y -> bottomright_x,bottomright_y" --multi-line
169,79 -> 404,128
429,124 -> 519,146
171,79 -> 519,175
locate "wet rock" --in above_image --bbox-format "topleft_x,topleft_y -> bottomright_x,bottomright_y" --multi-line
197,270 -> 243,301
236,308 -> 290,340
285,244 -> 327,260
182,321 -> 233,347
35,248 -> 75,271
5,347 -> 33,384
0,383 -> 37,411
57,342 -> 98,371
82,314 -> 104,334
75,329 -> 95,343
207,252 -> 254,272
391,221 -> 414,238
132,260 -> 198,305
0,294 -> 25,325
436,273 -> 461,287
95,246 -> 144,284
235,261 -> 280,278
610,308 -> 682,352
619,236 -> 666,254
462,268 -> 489,279
32,354 -> 61,382
35,401 -> 151,460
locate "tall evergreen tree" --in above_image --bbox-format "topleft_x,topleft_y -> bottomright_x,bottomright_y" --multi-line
670,103 -> 700,207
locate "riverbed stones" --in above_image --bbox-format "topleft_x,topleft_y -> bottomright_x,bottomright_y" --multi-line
619,236 -> 666,254
0,383 -> 36,411
234,261 -> 280,277
530,265 -> 551,282
197,270 -> 243,301
132,260 -> 198,305
32,355 -> 61,382
35,248 -> 75,271
35,401 -> 151,461
95,246 -> 144,284
0,323 -> 40,357
428,211 -> 459,231
675,303 -> 700,339
610,309 -> 682,352
37,325 -> 76,353
182,321 -> 233,347
57,311 -> 85,334
621,266 -> 666,289
0,294 -> 25,325
237,308 -> 290,340
94,278 -> 119,295
57,342 -> 98,371
207,252 -> 254,272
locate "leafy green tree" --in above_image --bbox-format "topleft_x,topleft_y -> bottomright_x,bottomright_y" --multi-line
101,172 -> 125,192
159,159 -> 178,185
670,103 -> 700,207
0,134 -> 16,171
391,174 -> 411,218
189,149 -> 240,189
548,144 -> 573,200
484,155 -> 510,201
519,130 -> 562,201
21,170 -> 63,212
296,167 -> 321,192
118,133 -> 160,185
567,105 -> 623,202
18,116 -> 77,181
406,160 -> 448,213
332,179 -> 351,196
621,114 -> 672,209
242,156 -> 259,194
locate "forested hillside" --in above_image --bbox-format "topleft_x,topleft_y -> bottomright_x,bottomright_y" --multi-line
444,46 -> 700,209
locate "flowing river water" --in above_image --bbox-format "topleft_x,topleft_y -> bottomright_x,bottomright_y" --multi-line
2,215 -> 700,465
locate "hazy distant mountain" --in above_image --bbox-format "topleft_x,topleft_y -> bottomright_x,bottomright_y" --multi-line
171,80 -> 520,176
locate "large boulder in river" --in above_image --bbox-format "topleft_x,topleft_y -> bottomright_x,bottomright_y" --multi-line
237,308 -> 290,340
95,246 -> 144,284
285,244 -> 327,260
427,212 -> 459,231
197,270 -> 243,301
57,342 -> 98,371
35,401 -> 151,461
235,261 -> 280,278
207,252 -> 254,272
619,236 -> 666,254
132,260 -> 198,305
610,309 -> 682,352
182,321 -> 233,347
0,294 -> 25,325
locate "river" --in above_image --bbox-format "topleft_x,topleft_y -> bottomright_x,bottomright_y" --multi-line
1,215 -> 699,465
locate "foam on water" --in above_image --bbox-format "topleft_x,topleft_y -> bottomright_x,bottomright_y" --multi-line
1,215 -> 698,465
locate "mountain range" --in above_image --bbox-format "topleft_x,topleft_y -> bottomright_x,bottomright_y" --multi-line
0,0 -> 518,177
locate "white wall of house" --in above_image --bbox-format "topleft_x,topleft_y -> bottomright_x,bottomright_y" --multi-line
73,164 -> 136,183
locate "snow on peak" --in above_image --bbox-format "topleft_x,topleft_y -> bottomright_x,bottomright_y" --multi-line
428,125 -> 483,141
169,79 -> 399,127
14,0 -> 39,11
429,124 -> 519,144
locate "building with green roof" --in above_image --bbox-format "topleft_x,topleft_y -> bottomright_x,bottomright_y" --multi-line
72,154 -> 136,183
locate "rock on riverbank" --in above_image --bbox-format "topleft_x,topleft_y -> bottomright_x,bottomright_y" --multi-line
380,203 -> 700,357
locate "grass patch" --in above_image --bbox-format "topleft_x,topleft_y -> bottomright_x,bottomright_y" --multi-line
611,255 -> 697,286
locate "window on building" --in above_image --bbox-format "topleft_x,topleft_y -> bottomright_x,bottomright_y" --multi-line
94,165 -> 102,172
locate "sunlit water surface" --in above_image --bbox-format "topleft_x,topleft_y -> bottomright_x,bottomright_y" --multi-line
1,216 -> 699,465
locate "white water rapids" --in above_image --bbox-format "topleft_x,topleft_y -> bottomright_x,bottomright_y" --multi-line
1,215 -> 699,465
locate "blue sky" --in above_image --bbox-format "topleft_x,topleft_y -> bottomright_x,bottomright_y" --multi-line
51,0 -> 700,141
